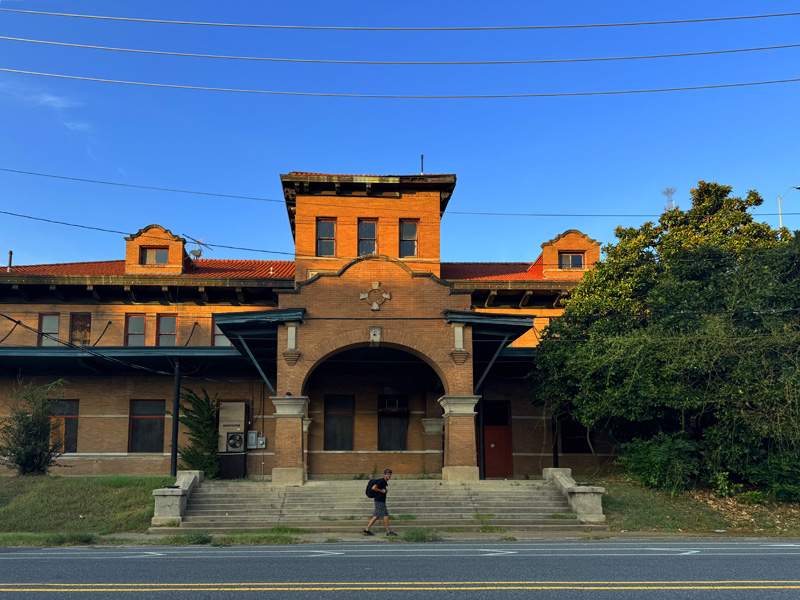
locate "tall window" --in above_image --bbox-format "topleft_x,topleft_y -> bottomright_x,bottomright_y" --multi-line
69,313 -> 91,346
140,247 -> 168,265
358,220 -> 377,256
212,320 -> 231,346
378,396 -> 409,451
399,221 -> 418,258
157,315 -> 177,346
316,219 -> 336,257
559,252 -> 584,269
38,314 -> 59,346
125,314 -> 146,346
324,395 -> 354,451
50,400 -> 79,453
129,400 -> 165,453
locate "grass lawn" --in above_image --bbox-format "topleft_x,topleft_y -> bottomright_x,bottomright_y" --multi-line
0,475 -> 173,534
601,477 -> 800,536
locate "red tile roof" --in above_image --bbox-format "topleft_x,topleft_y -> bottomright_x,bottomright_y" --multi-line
10,259 -> 295,279
10,257 -> 548,282
440,255 -> 544,281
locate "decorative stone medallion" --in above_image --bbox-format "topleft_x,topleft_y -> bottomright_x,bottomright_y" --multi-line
360,281 -> 391,311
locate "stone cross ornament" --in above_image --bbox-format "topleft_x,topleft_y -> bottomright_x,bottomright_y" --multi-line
360,282 -> 391,311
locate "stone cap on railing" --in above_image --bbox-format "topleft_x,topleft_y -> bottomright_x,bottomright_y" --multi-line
543,467 -> 606,524
151,470 -> 204,526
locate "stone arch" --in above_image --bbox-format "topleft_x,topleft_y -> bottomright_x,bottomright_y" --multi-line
281,328 -> 467,398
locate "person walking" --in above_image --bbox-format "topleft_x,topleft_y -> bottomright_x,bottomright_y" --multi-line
364,469 -> 397,536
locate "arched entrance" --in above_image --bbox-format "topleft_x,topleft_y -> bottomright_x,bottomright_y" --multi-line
304,346 -> 446,479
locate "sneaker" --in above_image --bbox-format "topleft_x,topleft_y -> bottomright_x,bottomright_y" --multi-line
363,530 -> 374,536
386,531 -> 398,536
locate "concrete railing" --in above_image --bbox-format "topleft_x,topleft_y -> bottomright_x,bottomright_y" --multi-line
151,470 -> 204,526
543,467 -> 606,524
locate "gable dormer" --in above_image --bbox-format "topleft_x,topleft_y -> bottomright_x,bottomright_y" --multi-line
540,229 -> 601,280
124,224 -> 192,275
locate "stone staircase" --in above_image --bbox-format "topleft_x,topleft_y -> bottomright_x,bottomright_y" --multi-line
149,479 -> 603,534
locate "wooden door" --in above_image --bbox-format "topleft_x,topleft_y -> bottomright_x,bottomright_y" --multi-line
482,400 -> 512,478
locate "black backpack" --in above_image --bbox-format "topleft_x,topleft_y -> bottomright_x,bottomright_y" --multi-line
365,478 -> 379,498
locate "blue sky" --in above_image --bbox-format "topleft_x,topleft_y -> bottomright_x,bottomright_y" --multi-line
1,1 -> 799,266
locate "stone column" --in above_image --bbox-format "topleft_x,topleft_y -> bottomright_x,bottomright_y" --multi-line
438,395 -> 481,481
270,396 -> 309,486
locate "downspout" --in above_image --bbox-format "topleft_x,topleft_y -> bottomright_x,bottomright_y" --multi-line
170,358 -> 181,477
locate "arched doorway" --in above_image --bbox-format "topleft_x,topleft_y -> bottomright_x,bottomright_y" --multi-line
304,346 -> 445,479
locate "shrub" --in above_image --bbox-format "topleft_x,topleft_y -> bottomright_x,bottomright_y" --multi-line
617,432 -> 698,495
737,491 -> 765,505
394,528 -> 440,542
178,387 -> 219,478
0,380 -> 68,475
712,472 -> 743,498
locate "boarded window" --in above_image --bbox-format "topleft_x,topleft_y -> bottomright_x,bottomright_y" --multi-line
157,315 -> 176,346
140,247 -> 169,264
129,400 -> 165,453
560,418 -> 593,454
317,219 -> 336,257
378,396 -> 409,451
69,313 -> 91,346
126,315 -> 145,346
358,220 -> 377,256
399,221 -> 418,258
50,400 -> 79,453
324,395 -> 354,451
39,314 -> 59,347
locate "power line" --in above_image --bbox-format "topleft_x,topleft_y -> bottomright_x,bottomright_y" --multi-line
0,210 -> 295,256
4,67 -> 800,98
1,7 -> 798,31
5,35 -> 800,65
2,168 -> 798,220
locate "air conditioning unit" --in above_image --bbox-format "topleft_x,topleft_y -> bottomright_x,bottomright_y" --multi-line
218,401 -> 246,453
226,432 -> 245,453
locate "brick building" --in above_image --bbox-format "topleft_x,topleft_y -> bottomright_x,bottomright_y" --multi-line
0,173 -> 608,482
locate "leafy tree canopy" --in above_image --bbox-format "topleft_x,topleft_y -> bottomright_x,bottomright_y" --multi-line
529,183 -> 799,497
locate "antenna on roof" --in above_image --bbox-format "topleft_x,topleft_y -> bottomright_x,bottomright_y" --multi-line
420,154 -> 424,175
182,234 -> 213,262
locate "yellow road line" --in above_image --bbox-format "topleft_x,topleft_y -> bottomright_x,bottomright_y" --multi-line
3,584 -> 800,592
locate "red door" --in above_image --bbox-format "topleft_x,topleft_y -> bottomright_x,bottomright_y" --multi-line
484,426 -> 513,478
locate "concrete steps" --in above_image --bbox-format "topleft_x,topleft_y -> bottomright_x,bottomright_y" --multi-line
149,479 -> 599,534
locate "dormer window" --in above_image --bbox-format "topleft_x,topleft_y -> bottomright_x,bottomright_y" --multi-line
140,247 -> 168,265
559,252 -> 584,269
358,220 -> 377,256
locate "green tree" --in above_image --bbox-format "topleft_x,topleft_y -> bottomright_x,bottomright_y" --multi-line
178,387 -> 220,478
0,379 -> 68,475
529,183 -> 799,496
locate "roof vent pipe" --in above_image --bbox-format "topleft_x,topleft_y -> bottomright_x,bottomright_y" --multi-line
7,250 -> 11,272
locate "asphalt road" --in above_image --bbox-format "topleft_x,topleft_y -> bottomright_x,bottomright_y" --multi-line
2,540 -> 800,598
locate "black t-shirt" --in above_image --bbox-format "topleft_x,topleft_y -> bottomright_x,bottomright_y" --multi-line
373,478 -> 388,502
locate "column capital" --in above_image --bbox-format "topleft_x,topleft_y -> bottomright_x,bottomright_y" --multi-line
270,396 -> 309,417
437,395 -> 480,418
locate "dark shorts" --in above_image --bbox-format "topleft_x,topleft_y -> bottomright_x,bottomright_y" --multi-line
373,501 -> 389,518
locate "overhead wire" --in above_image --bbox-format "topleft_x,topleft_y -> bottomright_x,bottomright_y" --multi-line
3,67 -> 800,98
1,7 -> 798,31
1,167 -> 797,220
4,35 -> 800,65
